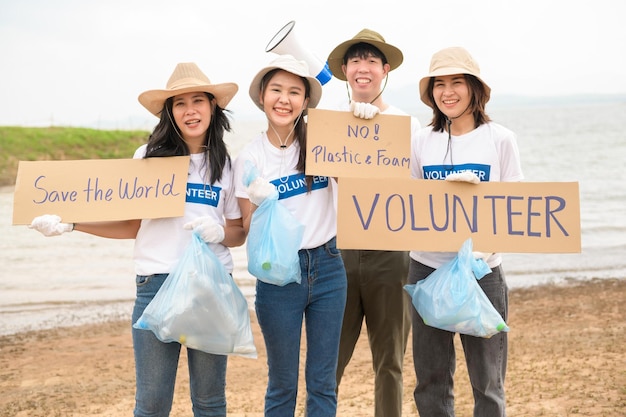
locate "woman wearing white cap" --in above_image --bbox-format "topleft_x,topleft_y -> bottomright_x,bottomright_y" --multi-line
408,47 -> 524,416
233,54 -> 347,417
30,62 -> 245,416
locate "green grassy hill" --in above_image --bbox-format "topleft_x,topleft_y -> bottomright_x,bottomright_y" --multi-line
0,126 -> 150,187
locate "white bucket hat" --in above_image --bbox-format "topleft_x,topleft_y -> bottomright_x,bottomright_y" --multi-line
249,54 -> 322,111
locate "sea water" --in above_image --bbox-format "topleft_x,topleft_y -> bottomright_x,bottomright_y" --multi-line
1,101 -> 625,335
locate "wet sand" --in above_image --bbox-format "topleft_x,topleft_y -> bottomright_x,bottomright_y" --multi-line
1,278 -> 625,416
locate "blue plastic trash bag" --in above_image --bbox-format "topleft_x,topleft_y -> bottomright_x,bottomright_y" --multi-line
404,238 -> 509,338
243,160 -> 304,286
133,232 -> 257,358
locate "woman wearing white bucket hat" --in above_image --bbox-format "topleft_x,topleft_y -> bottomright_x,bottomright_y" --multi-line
30,62 -> 245,416
233,54 -> 347,417
408,47 -> 523,416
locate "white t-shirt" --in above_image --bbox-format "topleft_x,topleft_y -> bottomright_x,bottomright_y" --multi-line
410,122 -> 524,269
233,132 -> 336,249
132,144 -> 241,274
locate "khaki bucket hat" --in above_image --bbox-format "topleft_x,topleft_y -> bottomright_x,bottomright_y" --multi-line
249,54 -> 323,111
419,47 -> 491,107
138,62 -> 238,117
327,28 -> 403,81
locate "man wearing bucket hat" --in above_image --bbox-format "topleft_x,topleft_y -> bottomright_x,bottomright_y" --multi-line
326,28 -> 420,417
233,54 -> 347,417
408,47 -> 523,416
30,62 -> 246,416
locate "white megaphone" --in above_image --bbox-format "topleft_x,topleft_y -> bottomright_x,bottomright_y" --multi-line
265,20 -> 332,85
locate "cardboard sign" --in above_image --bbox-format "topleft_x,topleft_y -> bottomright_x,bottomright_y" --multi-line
13,156 -> 190,224
337,177 -> 581,253
306,108 -> 411,178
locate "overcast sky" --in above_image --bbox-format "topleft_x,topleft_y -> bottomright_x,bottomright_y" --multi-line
1,0 -> 624,129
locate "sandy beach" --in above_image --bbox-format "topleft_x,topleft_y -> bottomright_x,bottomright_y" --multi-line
1,277 -> 625,416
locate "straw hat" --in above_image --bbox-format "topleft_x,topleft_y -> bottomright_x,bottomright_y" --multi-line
248,54 -> 322,111
138,62 -> 238,117
327,28 -> 403,81
419,47 -> 491,107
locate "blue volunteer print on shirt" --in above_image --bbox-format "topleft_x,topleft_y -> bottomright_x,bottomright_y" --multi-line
186,183 -> 221,207
271,173 -> 329,200
423,163 -> 491,181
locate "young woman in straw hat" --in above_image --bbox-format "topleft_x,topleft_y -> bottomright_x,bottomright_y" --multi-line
233,54 -> 347,417
30,62 -> 245,416
408,47 -> 524,416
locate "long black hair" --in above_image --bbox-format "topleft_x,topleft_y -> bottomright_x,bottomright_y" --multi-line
143,92 -> 233,184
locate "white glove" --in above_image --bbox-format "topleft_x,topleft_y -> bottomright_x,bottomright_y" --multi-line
29,214 -> 74,237
246,177 -> 277,206
473,251 -> 493,261
183,216 -> 225,243
445,172 -> 480,184
350,101 -> 380,119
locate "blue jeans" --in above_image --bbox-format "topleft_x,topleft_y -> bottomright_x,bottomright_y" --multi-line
255,236 -> 347,417
132,273 -> 228,417
408,260 -> 508,417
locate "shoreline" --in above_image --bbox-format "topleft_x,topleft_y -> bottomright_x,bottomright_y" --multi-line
2,277 -> 625,416
2,274 -> 622,338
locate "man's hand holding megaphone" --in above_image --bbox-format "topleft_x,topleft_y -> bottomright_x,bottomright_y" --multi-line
350,101 -> 380,119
